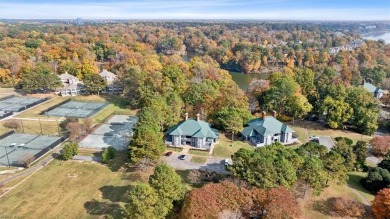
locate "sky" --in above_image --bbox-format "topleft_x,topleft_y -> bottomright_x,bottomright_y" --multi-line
0,0 -> 389,20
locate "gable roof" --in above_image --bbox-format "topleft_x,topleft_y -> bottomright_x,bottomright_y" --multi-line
166,118 -> 218,139
242,116 -> 294,136
59,72 -> 78,81
363,82 -> 383,93
99,69 -> 116,78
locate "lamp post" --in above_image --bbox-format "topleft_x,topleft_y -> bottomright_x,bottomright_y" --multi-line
4,146 -> 10,167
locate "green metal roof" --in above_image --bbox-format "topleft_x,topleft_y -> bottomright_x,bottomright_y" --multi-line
363,82 -> 383,93
166,119 -> 218,139
242,116 -> 294,136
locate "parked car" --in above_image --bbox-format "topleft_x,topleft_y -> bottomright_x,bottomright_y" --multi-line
178,155 -> 187,160
165,151 -> 173,156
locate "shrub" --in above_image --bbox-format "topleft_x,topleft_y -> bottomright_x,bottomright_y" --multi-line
328,197 -> 365,217
60,142 -> 78,160
276,114 -> 292,122
3,119 -> 20,130
361,167 -> 390,193
101,147 -> 116,163
378,152 -> 390,172
334,137 -> 353,145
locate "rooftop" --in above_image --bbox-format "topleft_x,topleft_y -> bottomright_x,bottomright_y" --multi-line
363,82 -> 383,93
166,118 -> 218,139
242,116 -> 294,136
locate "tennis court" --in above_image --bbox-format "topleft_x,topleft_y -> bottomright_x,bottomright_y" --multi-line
0,96 -> 46,112
79,115 -> 138,150
44,100 -> 108,118
0,133 -> 63,167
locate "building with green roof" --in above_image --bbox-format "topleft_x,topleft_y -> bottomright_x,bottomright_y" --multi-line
165,113 -> 219,149
362,81 -> 384,99
241,112 -> 298,147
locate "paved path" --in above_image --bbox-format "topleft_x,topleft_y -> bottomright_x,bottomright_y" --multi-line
318,136 -> 335,150
348,186 -> 370,206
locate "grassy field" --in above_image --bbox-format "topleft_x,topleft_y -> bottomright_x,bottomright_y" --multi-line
165,147 -> 183,152
190,156 -> 207,164
212,134 -> 254,158
188,150 -> 209,156
77,148 -> 102,157
301,180 -> 372,219
288,120 -> 373,144
347,171 -> 375,202
15,97 -> 68,118
0,152 -> 148,219
0,119 -> 61,135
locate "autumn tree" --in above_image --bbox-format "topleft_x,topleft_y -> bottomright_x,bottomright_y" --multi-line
371,188 -> 390,219
371,136 -> 390,156
328,197 -> 365,218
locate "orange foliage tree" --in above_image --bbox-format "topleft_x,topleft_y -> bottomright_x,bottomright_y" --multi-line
372,188 -> 390,219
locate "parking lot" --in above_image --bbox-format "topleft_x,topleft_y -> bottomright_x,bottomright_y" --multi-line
163,152 -> 229,174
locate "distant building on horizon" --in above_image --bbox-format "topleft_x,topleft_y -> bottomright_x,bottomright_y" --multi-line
75,18 -> 83,26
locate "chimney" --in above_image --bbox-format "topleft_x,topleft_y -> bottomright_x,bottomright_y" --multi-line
184,113 -> 188,121
196,113 -> 200,121
262,111 -> 266,120
271,110 -> 277,117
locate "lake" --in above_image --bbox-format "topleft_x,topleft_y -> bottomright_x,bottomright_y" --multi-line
362,32 -> 390,44
182,52 -> 269,90
228,71 -> 269,90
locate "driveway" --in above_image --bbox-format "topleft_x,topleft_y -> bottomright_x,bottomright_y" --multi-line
163,153 -> 229,174
319,136 -> 335,150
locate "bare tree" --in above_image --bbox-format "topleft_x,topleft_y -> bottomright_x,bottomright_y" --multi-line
187,170 -> 202,184
83,118 -> 94,133
17,153 -> 35,168
66,122 -> 85,141
3,119 -> 20,130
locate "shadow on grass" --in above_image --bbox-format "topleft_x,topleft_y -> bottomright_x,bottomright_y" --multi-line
107,151 -> 129,172
84,199 -> 126,218
101,94 -> 135,110
100,185 -> 131,203
311,199 -> 331,216
347,172 -> 372,195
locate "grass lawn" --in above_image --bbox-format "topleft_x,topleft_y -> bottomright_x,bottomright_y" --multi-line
190,156 -> 207,164
77,148 -> 102,157
347,171 -> 375,202
301,180 -> 372,219
188,150 -> 209,156
0,152 -> 144,218
288,120 -> 373,144
166,147 -> 183,152
212,134 -> 254,158
0,119 -> 61,135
